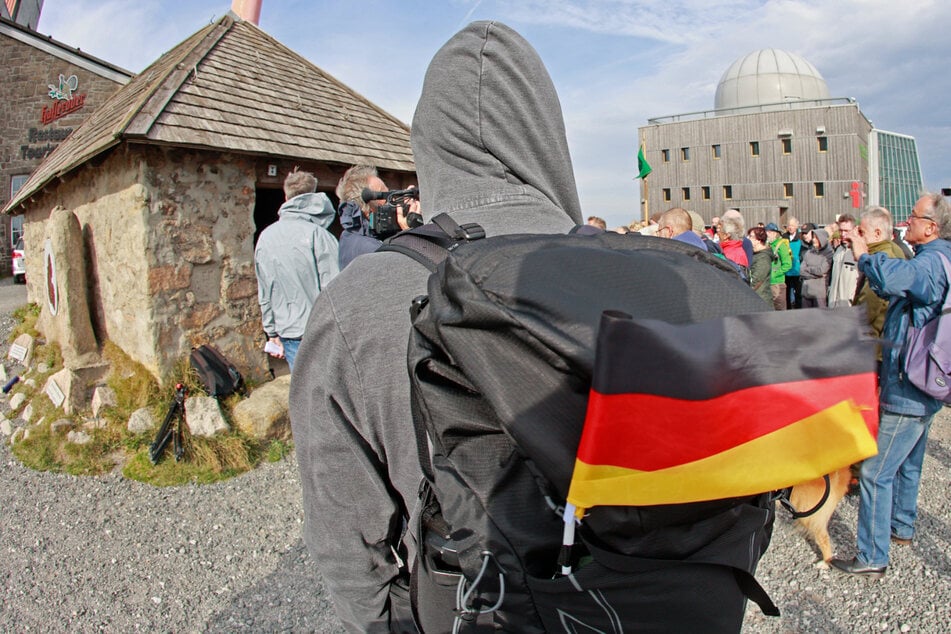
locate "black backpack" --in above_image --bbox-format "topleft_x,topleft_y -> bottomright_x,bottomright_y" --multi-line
381,215 -> 785,632
189,345 -> 245,399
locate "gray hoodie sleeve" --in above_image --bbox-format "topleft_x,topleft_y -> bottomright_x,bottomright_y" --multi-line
290,286 -> 406,633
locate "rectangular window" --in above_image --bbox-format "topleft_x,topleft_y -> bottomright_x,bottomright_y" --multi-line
712,144 -> 721,159
723,185 -> 733,200
783,183 -> 793,198
682,187 -> 691,201
814,182 -> 824,198
818,136 -> 828,152
702,186 -> 711,200
681,147 -> 690,161
9,174 -> 28,198
662,149 -> 670,162
663,188 -> 671,202
750,141 -> 760,156
782,138 -> 792,154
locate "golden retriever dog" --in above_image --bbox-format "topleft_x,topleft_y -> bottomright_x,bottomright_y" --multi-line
786,466 -> 853,567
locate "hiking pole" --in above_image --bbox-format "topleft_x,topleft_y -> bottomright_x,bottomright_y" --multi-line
149,384 -> 187,464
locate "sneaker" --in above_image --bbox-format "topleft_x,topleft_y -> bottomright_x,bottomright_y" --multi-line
830,557 -> 886,579
890,535 -> 912,546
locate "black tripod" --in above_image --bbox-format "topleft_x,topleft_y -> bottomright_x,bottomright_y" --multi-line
149,383 -> 187,464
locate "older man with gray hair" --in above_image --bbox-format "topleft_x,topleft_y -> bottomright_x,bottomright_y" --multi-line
832,192 -> 951,579
854,206 -> 906,343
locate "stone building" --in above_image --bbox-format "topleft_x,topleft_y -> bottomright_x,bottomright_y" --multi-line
3,13 -> 415,383
0,14 -> 132,274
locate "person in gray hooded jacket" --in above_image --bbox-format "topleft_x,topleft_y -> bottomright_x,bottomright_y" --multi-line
254,168 -> 339,371
799,227 -> 833,308
289,21 -> 582,633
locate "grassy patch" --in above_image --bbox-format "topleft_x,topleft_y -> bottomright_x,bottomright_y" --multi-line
11,418 -> 125,476
266,439 -> 293,463
123,433 -> 257,486
9,302 -> 40,341
9,331 -> 286,485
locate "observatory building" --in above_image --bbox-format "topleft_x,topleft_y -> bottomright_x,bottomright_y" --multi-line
638,49 -> 922,226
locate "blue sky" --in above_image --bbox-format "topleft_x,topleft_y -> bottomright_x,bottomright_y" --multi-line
37,0 -> 951,229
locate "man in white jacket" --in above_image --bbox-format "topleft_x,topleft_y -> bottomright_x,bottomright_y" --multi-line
254,168 -> 339,370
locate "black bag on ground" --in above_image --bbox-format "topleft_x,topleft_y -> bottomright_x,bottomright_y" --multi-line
382,218 -> 779,632
189,345 -> 244,399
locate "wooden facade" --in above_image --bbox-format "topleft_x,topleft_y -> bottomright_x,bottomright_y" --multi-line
639,101 -> 873,228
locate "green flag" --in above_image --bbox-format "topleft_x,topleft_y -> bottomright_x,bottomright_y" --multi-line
636,144 -> 652,180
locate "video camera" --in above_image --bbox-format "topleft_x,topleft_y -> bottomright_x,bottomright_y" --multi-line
361,187 -> 424,237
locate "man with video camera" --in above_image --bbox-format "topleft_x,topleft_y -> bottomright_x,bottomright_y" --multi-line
335,165 -> 422,269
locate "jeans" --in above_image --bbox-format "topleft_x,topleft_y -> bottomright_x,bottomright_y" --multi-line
280,337 -> 301,372
856,410 -> 934,567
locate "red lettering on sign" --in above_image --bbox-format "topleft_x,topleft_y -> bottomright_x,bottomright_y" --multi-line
40,93 -> 86,125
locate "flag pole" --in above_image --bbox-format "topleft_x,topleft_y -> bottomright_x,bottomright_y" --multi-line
642,175 -> 649,224
560,503 -> 577,576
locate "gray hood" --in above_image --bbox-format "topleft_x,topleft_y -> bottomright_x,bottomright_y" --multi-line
278,192 -> 336,228
813,228 -> 829,250
411,21 -> 583,230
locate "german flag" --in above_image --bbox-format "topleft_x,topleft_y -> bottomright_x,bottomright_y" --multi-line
566,309 -> 878,513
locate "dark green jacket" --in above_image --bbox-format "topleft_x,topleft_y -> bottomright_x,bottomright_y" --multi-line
856,239 -> 906,345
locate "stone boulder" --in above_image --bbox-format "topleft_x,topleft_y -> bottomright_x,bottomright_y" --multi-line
66,430 -> 92,445
231,375 -> 291,440
91,386 -> 117,417
9,392 -> 26,411
44,368 -> 85,415
127,408 -> 156,434
185,396 -> 229,437
37,207 -> 99,369
7,333 -> 34,367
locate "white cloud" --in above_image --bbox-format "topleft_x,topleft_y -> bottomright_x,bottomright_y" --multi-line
32,0 -> 951,222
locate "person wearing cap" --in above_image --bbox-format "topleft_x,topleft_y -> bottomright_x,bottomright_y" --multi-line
765,222 -> 793,310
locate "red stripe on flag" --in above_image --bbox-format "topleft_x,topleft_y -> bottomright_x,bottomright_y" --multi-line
577,373 -> 877,472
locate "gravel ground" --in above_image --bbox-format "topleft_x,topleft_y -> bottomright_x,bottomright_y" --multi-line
0,285 -> 949,631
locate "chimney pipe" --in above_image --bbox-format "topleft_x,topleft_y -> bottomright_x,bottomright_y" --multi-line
231,0 -> 262,25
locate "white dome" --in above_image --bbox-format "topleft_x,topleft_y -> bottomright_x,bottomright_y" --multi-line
714,49 -> 829,110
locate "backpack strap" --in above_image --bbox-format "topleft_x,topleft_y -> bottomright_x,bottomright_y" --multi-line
378,213 -> 487,488
377,212 -> 486,272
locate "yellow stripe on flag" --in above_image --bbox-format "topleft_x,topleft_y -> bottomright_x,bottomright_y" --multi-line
567,400 -> 877,512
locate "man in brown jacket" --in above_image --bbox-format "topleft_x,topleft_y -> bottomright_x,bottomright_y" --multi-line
855,206 -> 906,347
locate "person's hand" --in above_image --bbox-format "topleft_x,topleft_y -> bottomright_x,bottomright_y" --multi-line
265,336 -> 285,359
397,189 -> 421,230
850,231 -> 868,259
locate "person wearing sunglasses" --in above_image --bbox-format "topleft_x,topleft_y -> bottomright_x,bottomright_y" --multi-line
832,192 -> 951,579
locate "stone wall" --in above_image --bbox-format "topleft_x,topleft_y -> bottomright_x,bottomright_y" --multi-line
141,145 -> 266,382
21,145 -> 268,383
1,30 -> 126,272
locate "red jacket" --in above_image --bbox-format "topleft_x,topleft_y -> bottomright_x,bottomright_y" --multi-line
720,239 -> 749,268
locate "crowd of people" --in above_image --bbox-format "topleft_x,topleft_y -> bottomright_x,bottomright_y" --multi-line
248,19 -> 951,633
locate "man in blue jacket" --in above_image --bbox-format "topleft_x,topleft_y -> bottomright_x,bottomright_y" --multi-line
832,192 -> 951,578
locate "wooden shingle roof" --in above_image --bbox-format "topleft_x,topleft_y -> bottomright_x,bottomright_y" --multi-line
6,13 -> 414,213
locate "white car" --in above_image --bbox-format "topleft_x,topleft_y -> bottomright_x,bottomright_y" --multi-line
12,237 -> 25,284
